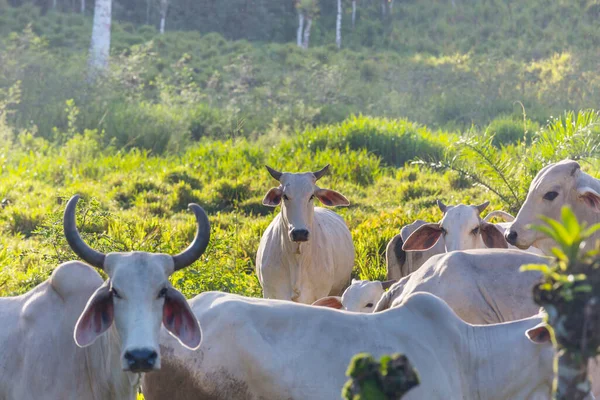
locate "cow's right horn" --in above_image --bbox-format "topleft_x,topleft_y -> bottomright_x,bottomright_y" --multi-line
63,195 -> 106,269
313,164 -> 330,180
265,165 -> 283,181
436,199 -> 447,213
172,204 -> 211,271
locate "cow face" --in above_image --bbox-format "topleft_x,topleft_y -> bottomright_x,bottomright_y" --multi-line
65,195 -> 208,373
506,160 -> 600,254
402,201 -> 507,252
313,279 -> 396,313
262,165 -> 349,243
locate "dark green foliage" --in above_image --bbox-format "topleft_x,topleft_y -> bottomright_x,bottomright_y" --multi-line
342,353 -> 420,400
521,207 -> 600,400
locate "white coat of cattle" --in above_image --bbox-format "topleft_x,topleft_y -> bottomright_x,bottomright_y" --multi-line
312,278 -> 396,312
374,248 -> 600,399
0,195 -> 208,399
506,159 -> 600,254
142,291 -> 555,400
386,200 -> 529,280
256,165 -> 354,304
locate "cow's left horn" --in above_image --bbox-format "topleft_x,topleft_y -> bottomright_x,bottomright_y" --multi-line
475,200 -> 490,214
313,164 -> 330,180
265,165 -> 283,181
172,204 -> 211,271
63,195 -> 106,269
381,280 -> 397,290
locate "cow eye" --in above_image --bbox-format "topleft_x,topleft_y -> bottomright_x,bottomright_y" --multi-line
309,194 -> 315,201
471,227 -> 480,235
282,194 -> 289,201
112,288 -> 122,299
365,303 -> 374,308
158,287 -> 168,298
440,227 -> 447,236
543,191 -> 559,201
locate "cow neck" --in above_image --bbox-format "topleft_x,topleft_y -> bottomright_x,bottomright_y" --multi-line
83,324 -> 139,400
465,317 -> 548,400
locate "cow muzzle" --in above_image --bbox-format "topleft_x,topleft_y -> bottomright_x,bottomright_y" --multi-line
124,348 -> 159,372
290,228 -> 310,242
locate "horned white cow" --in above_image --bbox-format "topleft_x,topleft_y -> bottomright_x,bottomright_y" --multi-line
312,278 -> 396,312
256,165 -> 354,304
374,249 -> 600,398
0,195 -> 208,399
506,159 -> 600,254
385,200 -> 532,280
142,291 -> 555,400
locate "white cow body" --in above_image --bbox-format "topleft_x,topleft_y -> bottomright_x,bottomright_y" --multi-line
256,166 -> 354,304
143,291 -> 554,400
0,262 -> 136,399
375,248 -> 600,398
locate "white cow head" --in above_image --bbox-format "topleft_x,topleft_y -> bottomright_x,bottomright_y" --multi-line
402,200 -> 508,252
64,195 -> 208,373
506,160 -> 600,254
312,279 -> 396,313
262,165 -> 349,243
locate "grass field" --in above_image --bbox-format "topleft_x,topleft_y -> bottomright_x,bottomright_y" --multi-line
0,111 -> 598,300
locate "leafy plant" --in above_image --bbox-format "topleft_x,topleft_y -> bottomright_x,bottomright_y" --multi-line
342,353 -> 420,400
521,206 -> 600,400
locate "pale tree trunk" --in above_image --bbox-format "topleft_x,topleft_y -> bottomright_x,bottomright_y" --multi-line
159,0 -> 168,34
146,0 -> 151,24
389,0 -> 394,11
297,12 -> 304,47
88,0 -> 112,78
336,0 -> 342,48
303,16 -> 312,49
52,0 -> 57,9
80,0 -> 85,13
352,0 -> 356,28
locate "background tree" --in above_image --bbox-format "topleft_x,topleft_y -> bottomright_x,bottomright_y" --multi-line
336,0 -> 342,48
351,0 -> 357,28
159,0 -> 168,33
88,0 -> 112,77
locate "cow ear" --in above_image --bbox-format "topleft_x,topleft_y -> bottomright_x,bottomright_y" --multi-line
314,189 -> 350,207
480,222 -> 508,249
312,296 -> 343,309
577,186 -> 600,213
262,187 -> 282,207
163,287 -> 201,350
402,223 -> 443,251
525,323 -> 552,344
74,281 -> 114,347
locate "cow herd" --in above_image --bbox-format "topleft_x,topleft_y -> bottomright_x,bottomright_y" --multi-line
0,159 -> 598,399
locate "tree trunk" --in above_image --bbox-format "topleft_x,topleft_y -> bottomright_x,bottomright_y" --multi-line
88,0 -> 112,78
159,0 -> 168,34
297,12 -> 304,47
80,0 -> 85,13
303,16 -> 312,49
336,0 -> 342,48
381,0 -> 386,18
352,0 -> 356,28
52,0 -> 57,9
390,0 -> 394,11
146,0 -> 151,24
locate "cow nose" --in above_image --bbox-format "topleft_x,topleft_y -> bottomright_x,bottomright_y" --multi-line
290,229 -> 309,242
505,230 -> 518,245
124,349 -> 158,372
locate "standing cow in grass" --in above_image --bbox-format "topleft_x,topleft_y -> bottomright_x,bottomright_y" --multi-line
256,165 -> 354,304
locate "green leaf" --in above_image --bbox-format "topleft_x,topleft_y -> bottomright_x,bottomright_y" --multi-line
550,247 -> 568,262
582,223 -> 600,239
520,263 -> 552,273
560,206 -> 580,237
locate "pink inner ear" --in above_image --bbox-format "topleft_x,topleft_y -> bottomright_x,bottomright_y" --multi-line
526,325 -> 551,344
402,225 -> 442,251
262,187 -> 282,207
312,296 -> 343,309
582,191 -> 600,212
163,290 -> 201,349
315,189 -> 349,207
74,289 -> 114,347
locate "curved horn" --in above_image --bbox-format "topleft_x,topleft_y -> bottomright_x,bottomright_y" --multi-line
436,199 -> 447,214
265,165 -> 282,181
172,204 -> 211,272
475,200 -> 490,215
381,279 -> 397,290
63,195 -> 106,269
313,164 -> 330,181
